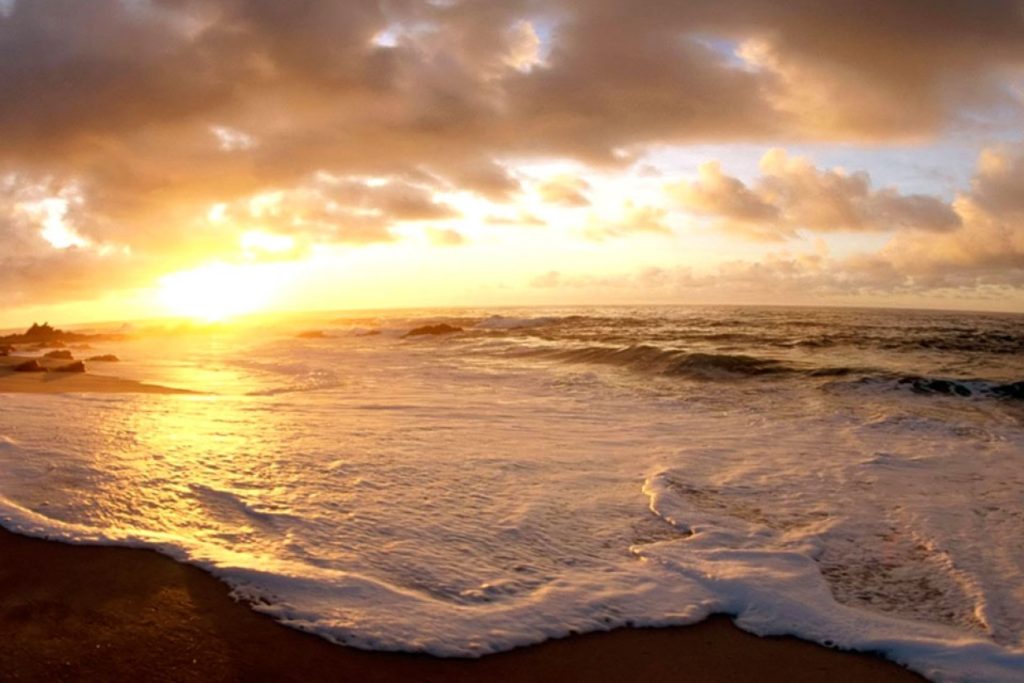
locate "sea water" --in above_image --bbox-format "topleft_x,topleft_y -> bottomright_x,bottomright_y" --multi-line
0,306 -> 1022,682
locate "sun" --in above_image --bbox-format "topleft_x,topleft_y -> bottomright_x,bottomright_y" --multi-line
158,261 -> 276,322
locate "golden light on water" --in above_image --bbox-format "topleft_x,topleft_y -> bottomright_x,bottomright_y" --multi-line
158,261 -> 278,322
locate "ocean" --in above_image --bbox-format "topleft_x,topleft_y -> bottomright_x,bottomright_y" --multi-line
1,306 -> 1022,682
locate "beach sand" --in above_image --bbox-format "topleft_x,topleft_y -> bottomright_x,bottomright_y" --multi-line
0,527 -> 927,683
0,356 -> 189,395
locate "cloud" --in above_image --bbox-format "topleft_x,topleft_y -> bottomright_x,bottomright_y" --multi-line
427,228 -> 467,246
5,1 -> 1024,171
431,160 -> 522,201
485,210 -> 546,227
328,180 -> 458,222
504,20 -> 543,71
540,145 -> 1024,299
526,254 -> 980,305
967,146 -> 1024,216
2,0 -> 1024,306
727,2 -> 1024,139
213,176 -> 458,246
668,150 -> 961,240
584,202 -> 672,240
669,161 -> 779,236
880,147 -> 1024,285
530,270 -> 562,288
537,175 -> 591,206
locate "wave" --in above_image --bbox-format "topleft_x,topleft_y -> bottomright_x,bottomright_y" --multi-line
515,343 -> 1024,401
473,315 -> 561,330
525,344 -> 848,380
544,345 -> 787,377
894,377 -> 1024,400
827,376 -> 1024,401
642,470 -> 1024,683
325,310 -> 1021,364
453,313 -> 1024,355
776,331 -> 1023,355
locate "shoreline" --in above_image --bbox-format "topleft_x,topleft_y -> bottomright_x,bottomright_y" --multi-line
0,526 -> 927,682
0,355 -> 191,395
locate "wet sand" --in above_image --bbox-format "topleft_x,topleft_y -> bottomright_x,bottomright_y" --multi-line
0,356 -> 189,394
0,527 -> 927,682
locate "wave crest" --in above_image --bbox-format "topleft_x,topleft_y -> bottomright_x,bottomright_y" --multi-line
534,345 -> 795,379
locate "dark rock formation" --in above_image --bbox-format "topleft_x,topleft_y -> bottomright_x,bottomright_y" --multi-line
898,377 -> 972,397
43,350 -> 74,360
0,322 -> 125,346
992,381 -> 1024,400
402,323 -> 463,338
23,322 -> 58,340
55,361 -> 87,373
87,354 -> 120,362
13,360 -> 45,372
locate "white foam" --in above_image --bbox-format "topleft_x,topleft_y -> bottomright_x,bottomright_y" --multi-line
642,471 -> 1024,683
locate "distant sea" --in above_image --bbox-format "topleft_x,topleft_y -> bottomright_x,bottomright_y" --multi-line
1,306 -> 1022,682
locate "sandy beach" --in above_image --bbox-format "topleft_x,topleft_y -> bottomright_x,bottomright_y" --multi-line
0,356 -> 189,395
0,526 -> 926,682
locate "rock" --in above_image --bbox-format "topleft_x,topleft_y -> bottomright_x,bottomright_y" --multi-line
402,323 -> 463,338
0,322 -> 125,346
43,350 -> 74,360
898,377 -> 972,397
23,322 -> 58,340
297,330 -> 327,339
0,345 -> 12,357
87,354 -> 120,362
55,361 -> 86,373
13,360 -> 45,372
992,381 -> 1024,400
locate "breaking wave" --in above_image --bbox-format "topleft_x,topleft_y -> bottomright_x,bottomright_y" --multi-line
522,344 -> 857,380
848,376 -> 1024,400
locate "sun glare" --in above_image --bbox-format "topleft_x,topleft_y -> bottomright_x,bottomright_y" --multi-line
158,261 -> 276,322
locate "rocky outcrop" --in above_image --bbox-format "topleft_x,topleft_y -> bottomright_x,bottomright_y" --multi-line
44,350 -> 74,360
55,361 -> 87,373
13,360 -> 45,372
992,381 -> 1024,400
0,322 -> 125,346
87,354 -> 120,362
23,322 -> 59,340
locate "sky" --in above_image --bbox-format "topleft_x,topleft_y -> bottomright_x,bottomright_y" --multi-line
2,0 -> 1024,326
